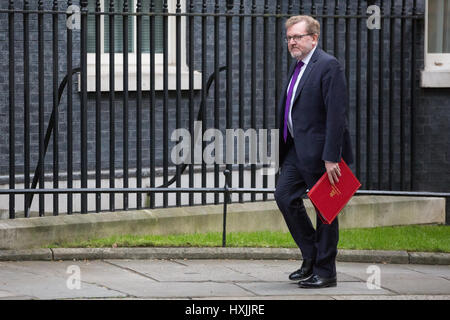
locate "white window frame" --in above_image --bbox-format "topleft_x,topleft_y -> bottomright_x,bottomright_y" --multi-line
80,0 -> 202,92
421,0 -> 450,87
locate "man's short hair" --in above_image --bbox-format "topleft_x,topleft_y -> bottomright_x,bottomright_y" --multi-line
285,15 -> 321,38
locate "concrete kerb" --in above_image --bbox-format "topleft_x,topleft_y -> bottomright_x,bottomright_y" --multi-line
1,247 -> 449,265
0,248 -> 53,261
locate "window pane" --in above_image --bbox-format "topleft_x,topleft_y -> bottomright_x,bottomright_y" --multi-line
141,0 -> 164,54
428,0 -> 450,53
104,0 -> 135,53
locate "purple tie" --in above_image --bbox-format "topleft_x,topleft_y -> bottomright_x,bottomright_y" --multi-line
284,60 -> 304,142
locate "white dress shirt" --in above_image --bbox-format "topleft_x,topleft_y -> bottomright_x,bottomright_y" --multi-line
287,45 -> 317,138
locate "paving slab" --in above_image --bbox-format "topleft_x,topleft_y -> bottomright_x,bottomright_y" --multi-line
196,295 -> 335,300
332,295 -> 450,300
335,262 -> 450,295
125,282 -> 253,299
0,290 -> 17,298
236,281 -> 392,296
404,264 -> 450,280
338,249 -> 410,264
106,259 -> 258,283
172,259 -> 298,283
0,259 -> 449,299
0,261 -> 125,299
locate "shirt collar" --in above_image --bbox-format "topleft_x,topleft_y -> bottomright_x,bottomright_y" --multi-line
300,45 -> 317,66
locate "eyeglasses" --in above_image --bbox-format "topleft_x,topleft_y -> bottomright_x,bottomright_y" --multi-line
285,33 -> 314,43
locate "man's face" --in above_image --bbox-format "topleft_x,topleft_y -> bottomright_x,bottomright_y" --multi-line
286,21 -> 317,60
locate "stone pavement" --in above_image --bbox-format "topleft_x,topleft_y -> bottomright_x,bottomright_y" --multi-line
0,257 -> 449,300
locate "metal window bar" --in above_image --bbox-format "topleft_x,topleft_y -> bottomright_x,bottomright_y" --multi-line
109,0 -> 116,212
95,0 -> 102,213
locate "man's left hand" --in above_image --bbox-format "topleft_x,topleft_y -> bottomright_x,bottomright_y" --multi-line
325,161 -> 341,185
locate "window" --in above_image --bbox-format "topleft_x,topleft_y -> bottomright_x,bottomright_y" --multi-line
421,0 -> 450,87
82,0 -> 201,92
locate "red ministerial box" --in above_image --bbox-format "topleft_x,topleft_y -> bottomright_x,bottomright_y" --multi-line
307,159 -> 361,225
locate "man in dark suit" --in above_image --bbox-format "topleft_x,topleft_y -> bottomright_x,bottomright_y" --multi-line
274,15 -> 353,289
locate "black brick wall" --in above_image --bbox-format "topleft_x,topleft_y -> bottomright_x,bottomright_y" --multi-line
415,88 -> 450,222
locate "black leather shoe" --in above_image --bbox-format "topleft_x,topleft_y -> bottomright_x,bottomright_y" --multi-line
298,274 -> 337,289
289,259 -> 313,281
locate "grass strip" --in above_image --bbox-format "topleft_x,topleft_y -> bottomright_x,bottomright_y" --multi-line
47,225 -> 450,253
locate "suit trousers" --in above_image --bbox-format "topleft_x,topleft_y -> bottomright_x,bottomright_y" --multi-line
274,145 -> 339,278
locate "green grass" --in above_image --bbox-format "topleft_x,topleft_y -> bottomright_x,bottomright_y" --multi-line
338,225 -> 450,252
47,225 -> 450,253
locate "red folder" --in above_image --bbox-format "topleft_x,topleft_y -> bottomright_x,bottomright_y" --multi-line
307,159 -> 361,224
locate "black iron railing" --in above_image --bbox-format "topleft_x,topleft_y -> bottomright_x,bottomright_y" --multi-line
2,0 -> 447,222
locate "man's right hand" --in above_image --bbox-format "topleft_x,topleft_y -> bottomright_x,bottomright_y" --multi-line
325,161 -> 341,185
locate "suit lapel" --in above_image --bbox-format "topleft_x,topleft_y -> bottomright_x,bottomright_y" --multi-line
291,47 -> 322,107
278,47 -> 323,127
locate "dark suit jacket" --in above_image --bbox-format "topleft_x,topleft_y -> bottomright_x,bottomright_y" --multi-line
278,47 -> 354,173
